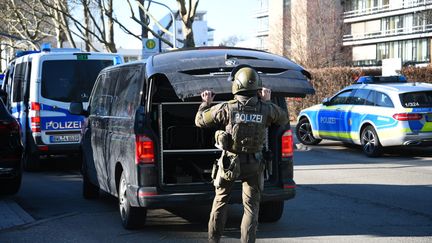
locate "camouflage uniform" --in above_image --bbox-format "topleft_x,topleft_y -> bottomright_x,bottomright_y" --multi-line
195,94 -> 288,243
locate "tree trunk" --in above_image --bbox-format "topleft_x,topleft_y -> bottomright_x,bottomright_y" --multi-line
106,0 -> 116,53
176,0 -> 199,48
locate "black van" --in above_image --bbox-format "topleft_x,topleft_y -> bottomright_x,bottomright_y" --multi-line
70,47 -> 314,229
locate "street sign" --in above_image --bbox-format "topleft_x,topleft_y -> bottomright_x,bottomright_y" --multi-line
142,38 -> 159,59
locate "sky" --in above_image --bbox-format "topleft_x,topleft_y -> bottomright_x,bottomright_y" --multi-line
115,0 -> 257,49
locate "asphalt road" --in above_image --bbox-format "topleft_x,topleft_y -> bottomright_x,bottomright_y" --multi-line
0,141 -> 431,242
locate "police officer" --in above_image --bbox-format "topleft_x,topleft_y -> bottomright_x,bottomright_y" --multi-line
195,65 -> 288,243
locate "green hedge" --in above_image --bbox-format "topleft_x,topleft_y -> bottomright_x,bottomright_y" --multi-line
288,65 -> 432,121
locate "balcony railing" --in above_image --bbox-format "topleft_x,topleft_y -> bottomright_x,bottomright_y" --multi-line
344,0 -> 432,18
343,23 -> 432,42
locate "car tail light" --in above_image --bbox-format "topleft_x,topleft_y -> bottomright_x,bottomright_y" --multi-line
38,145 -> 49,151
281,130 -> 294,158
393,113 -> 422,121
30,102 -> 41,132
0,120 -> 20,133
135,135 -> 155,164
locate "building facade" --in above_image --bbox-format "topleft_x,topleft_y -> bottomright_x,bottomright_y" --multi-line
343,0 -> 432,67
252,0 -> 346,68
157,10 -> 214,50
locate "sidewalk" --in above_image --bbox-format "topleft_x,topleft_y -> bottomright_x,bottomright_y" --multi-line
0,199 -> 34,230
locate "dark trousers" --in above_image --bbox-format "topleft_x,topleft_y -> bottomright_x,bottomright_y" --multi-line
208,154 -> 263,243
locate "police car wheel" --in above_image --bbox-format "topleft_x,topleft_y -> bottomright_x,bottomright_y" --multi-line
259,201 -> 284,223
118,171 -> 147,229
296,118 -> 321,145
361,125 -> 382,157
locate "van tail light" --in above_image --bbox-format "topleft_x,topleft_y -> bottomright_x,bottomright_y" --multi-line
30,102 -> 41,132
135,135 -> 155,164
281,130 -> 294,158
393,113 -> 422,121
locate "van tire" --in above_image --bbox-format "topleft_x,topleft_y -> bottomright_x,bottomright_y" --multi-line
0,174 -> 22,195
23,150 -> 40,172
296,118 -> 322,145
82,172 -> 99,199
259,201 -> 284,223
118,171 -> 147,229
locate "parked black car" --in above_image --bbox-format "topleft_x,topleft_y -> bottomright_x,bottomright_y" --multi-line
0,90 -> 23,195
70,47 -> 314,229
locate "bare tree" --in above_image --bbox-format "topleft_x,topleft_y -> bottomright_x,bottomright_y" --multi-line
0,0 -> 200,54
219,35 -> 243,47
176,0 -> 199,48
1,0 -> 55,50
289,0 -> 349,68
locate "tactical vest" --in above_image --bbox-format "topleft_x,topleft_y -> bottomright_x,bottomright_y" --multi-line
226,100 -> 267,154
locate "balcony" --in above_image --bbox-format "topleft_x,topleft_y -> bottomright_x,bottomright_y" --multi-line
344,0 -> 432,18
343,23 -> 432,44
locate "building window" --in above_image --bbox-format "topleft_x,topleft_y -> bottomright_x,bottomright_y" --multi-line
257,16 -> 269,32
376,38 -> 430,64
259,0 -> 269,10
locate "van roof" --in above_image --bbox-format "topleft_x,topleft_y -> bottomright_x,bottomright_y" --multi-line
144,47 -> 314,99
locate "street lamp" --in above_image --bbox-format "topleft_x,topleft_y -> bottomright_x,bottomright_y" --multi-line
148,0 -> 177,49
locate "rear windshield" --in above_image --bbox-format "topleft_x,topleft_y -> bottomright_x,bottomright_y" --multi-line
400,91 -> 432,108
41,59 -> 113,102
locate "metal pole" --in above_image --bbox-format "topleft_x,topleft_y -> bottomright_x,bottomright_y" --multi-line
150,1 -> 177,49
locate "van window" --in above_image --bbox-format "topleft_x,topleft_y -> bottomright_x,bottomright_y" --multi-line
111,65 -> 143,117
12,62 -> 27,102
90,71 -> 118,116
41,60 -> 113,102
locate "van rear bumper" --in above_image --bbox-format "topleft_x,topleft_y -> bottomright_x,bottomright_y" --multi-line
131,185 -> 296,208
29,135 -> 80,155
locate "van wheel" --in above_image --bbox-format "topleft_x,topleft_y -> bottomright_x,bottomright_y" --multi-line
0,174 -> 22,195
361,125 -> 382,157
82,172 -> 99,199
296,118 -> 321,145
118,171 -> 147,229
23,150 -> 40,171
259,201 -> 284,223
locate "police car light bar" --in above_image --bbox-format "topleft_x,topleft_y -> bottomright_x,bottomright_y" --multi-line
15,50 -> 40,58
357,75 -> 407,84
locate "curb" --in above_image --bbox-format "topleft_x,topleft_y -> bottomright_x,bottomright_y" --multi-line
0,199 -> 35,231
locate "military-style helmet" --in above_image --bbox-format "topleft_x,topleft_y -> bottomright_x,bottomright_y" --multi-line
229,65 -> 262,95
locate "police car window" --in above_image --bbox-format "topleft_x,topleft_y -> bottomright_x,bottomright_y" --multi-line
331,90 -> 354,105
376,92 -> 394,108
400,91 -> 432,108
351,89 -> 372,105
41,60 -> 113,102
365,90 -> 376,106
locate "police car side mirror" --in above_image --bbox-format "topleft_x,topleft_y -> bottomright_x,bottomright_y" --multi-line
322,97 -> 331,106
69,102 -> 88,117
0,89 -> 8,104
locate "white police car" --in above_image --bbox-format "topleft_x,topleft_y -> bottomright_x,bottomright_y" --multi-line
296,76 -> 432,156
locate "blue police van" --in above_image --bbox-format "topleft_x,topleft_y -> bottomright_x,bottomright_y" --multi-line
1,46 -> 123,170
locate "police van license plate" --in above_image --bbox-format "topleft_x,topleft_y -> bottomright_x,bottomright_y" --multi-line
50,134 -> 80,143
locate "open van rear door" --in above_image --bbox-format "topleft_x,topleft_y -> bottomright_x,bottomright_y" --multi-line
145,47 -> 314,99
